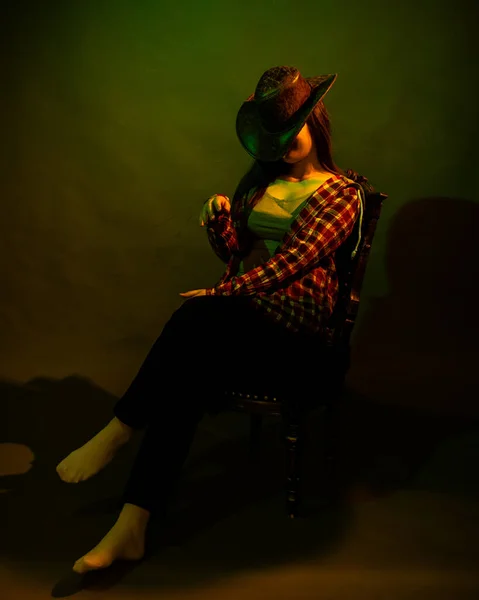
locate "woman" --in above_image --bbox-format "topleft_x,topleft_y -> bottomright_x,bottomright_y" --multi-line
56,65 -> 366,574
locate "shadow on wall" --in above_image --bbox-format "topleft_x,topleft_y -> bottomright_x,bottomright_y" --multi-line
0,194 -> 478,590
349,195 -> 479,418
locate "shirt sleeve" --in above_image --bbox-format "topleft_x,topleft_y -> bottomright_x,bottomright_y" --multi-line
206,210 -> 239,264
210,186 -> 361,296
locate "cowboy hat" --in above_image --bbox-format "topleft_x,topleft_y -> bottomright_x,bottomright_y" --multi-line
236,66 -> 337,162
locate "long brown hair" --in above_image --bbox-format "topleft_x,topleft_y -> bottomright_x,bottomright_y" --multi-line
231,99 -> 347,215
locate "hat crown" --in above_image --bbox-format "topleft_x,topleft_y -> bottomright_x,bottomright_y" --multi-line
253,66 -> 313,133
255,66 -> 300,100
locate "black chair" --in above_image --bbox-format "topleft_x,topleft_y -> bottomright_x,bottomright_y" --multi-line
222,176 -> 387,518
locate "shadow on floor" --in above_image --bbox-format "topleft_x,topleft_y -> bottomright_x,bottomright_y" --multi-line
1,374 -> 478,594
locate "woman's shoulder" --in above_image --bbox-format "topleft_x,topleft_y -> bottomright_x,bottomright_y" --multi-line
335,171 -> 359,188
340,169 -> 376,194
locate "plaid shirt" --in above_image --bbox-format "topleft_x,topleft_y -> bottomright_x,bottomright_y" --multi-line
205,174 -> 363,335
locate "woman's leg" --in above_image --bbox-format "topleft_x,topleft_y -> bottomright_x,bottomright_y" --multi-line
56,416 -> 134,483
72,396 -> 209,573
70,295 -> 275,573
72,502 -> 150,574
56,295 -> 236,484
113,294 -> 239,430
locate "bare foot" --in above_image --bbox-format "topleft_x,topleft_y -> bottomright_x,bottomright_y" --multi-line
73,504 -> 149,574
56,417 -> 132,483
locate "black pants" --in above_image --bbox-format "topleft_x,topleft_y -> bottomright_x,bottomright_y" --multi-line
114,295 -> 327,515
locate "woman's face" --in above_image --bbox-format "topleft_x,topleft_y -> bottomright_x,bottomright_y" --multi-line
282,123 -> 314,163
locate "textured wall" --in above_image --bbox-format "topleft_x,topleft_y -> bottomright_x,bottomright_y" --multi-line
1,0 -> 477,412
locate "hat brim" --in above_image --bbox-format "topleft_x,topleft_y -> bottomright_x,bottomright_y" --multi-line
236,73 -> 337,162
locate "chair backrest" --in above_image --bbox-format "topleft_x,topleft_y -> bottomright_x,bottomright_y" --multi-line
324,175 -> 387,353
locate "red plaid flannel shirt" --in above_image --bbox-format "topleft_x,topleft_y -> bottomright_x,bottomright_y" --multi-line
205,174 -> 363,335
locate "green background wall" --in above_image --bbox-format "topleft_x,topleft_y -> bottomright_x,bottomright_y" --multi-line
1,0 -> 477,414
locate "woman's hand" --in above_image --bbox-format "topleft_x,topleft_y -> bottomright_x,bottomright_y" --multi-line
199,194 -> 231,227
182,194 -> 229,297
179,289 -> 207,298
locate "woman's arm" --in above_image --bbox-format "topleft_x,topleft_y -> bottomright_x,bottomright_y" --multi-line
206,186 -> 360,296
206,210 -> 239,264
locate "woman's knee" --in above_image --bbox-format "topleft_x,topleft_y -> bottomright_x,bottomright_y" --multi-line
171,296 -> 215,324
165,295 -> 255,345
162,297 -> 221,345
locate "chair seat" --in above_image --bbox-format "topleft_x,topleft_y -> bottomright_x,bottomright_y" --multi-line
224,387 -> 331,417
223,388 -> 282,415
221,341 -> 349,411
225,389 -> 280,402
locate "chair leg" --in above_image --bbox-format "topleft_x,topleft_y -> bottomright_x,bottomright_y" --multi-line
323,399 -> 342,504
249,413 -> 263,462
284,420 -> 302,518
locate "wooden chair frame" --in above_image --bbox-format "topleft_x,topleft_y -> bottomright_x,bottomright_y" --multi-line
223,181 -> 387,518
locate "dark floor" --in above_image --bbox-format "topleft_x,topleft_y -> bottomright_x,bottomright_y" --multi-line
1,375 -> 479,599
